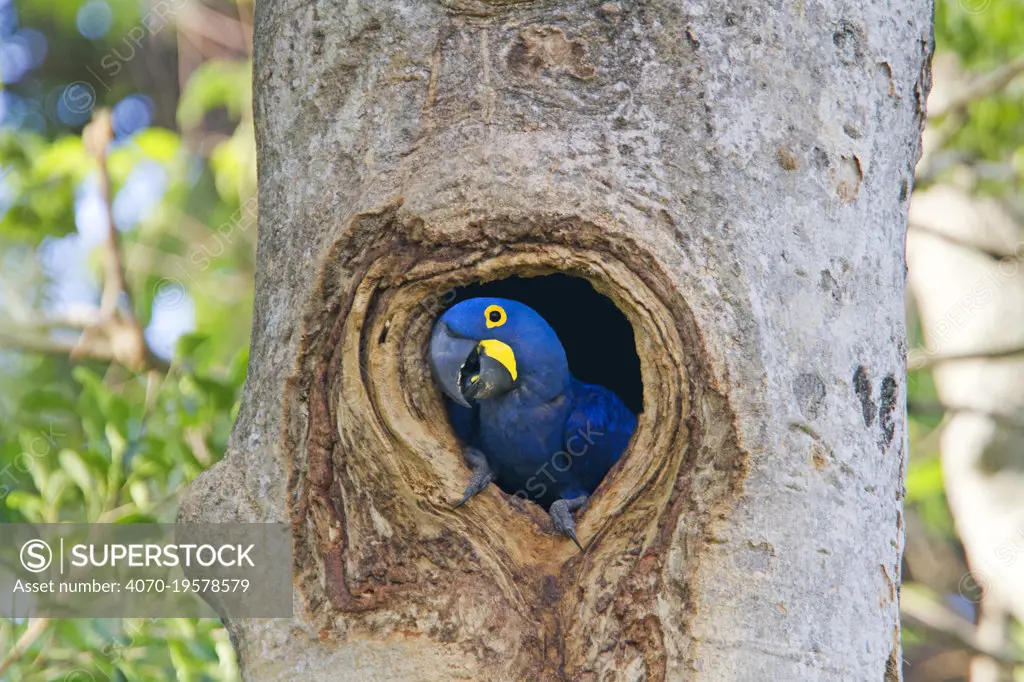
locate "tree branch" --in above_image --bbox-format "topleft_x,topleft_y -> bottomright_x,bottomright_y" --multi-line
901,586 -> 1024,666
909,343 -> 1024,371
908,221 -> 1020,261
908,400 -> 1024,433
84,111 -> 134,322
67,110 -> 169,373
0,330 -> 79,356
0,618 -> 51,677
930,55 -> 1024,120
176,4 -> 249,54
0,325 -> 171,373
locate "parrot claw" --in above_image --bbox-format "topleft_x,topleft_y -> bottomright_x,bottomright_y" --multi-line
565,528 -> 584,552
549,495 -> 589,552
452,447 -> 495,509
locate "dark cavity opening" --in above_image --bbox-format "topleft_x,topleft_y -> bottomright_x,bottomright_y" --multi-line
452,274 -> 643,415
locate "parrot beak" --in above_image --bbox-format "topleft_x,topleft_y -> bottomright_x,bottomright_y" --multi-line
461,348 -> 515,402
430,322 -> 479,408
429,322 -> 516,407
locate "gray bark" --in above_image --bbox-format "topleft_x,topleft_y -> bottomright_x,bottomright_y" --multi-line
181,1 -> 933,680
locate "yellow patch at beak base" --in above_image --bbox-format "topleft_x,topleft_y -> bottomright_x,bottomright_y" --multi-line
477,339 -> 517,381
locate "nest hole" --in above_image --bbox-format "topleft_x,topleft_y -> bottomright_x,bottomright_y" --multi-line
451,273 -> 644,415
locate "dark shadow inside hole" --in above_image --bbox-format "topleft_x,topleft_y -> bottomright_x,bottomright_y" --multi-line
453,274 -> 643,415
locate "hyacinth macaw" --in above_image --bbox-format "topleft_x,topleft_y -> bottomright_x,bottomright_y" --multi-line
428,297 -> 637,550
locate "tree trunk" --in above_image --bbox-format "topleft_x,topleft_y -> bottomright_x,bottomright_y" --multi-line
181,1 -> 933,679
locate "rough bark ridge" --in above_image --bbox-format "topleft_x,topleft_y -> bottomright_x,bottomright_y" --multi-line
180,1 -> 933,680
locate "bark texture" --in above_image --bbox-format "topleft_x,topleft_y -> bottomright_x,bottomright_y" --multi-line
180,1 -> 933,680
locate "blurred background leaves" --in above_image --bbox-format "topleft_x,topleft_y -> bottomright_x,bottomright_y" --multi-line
1,0 -> 253,678
0,0 -> 1022,679
900,1 -> 1024,680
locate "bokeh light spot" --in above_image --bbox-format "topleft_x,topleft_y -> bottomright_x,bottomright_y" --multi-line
112,160 -> 168,230
0,39 -> 30,83
76,0 -> 113,40
17,28 -> 47,67
0,3 -> 18,39
112,94 -> 154,137
56,81 -> 95,126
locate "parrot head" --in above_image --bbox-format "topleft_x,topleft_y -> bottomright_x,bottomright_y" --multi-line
429,297 -> 569,407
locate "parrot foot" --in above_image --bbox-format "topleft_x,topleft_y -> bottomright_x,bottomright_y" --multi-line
549,494 -> 589,552
452,447 -> 495,509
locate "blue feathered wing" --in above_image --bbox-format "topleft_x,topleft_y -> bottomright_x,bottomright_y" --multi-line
560,378 -> 637,499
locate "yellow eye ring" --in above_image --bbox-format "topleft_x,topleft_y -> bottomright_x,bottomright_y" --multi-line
484,304 -> 507,328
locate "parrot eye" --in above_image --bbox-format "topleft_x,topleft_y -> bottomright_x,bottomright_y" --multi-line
485,305 -> 507,328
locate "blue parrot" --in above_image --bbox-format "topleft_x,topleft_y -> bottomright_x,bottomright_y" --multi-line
428,297 -> 637,550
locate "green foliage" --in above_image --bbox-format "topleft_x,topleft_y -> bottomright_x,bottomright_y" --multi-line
1,1 -> 258,678
211,118 -> 257,204
936,0 -> 1024,69
178,60 -> 257,204
177,60 -> 252,131
0,335 -> 248,679
0,132 -> 87,243
1,345 -> 246,526
0,617 -> 239,681
934,0 -> 1024,168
